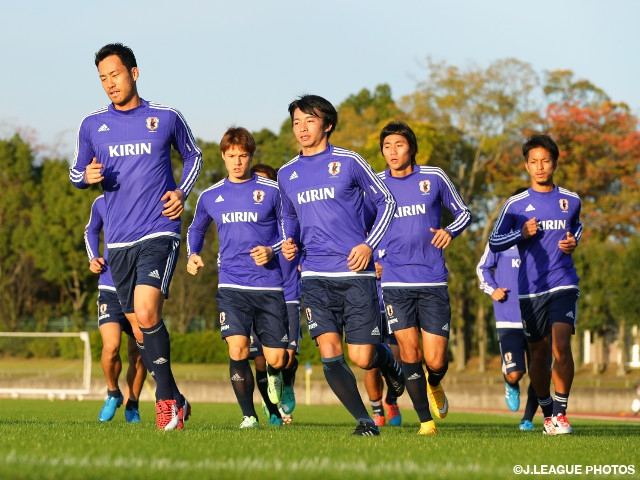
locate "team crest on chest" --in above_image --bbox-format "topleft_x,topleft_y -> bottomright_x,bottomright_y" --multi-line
559,198 -> 569,211
419,180 -> 431,194
253,189 -> 265,203
328,162 -> 341,176
145,117 -> 160,131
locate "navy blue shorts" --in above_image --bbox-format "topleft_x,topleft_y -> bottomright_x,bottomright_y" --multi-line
108,237 -> 180,314
301,277 -> 382,345
382,286 -> 451,338
97,290 -> 133,338
216,288 -> 288,349
519,288 -> 579,343
497,328 -> 529,374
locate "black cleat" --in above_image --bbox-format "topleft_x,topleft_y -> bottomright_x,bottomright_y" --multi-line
352,421 -> 380,436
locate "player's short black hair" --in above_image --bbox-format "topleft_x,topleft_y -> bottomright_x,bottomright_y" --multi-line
288,95 -> 338,139
251,163 -> 277,181
522,134 -> 559,164
95,43 -> 137,71
379,121 -> 419,164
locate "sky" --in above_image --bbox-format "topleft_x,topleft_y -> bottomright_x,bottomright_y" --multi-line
1,0 -> 638,160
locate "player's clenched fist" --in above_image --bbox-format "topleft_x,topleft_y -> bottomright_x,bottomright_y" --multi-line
187,254 -> 205,275
522,217 -> 539,239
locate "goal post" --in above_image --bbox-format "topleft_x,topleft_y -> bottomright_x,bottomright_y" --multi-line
0,331 -> 92,398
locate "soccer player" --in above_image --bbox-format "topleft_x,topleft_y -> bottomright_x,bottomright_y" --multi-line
186,128 -> 290,429
70,43 -> 201,430
85,195 -> 148,423
364,257 -> 402,427
489,134 -> 582,435
476,220 -> 539,430
278,94 -> 404,437
252,163 -> 302,423
377,121 -> 472,435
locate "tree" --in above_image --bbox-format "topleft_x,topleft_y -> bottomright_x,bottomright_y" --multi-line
29,158 -> 97,328
332,84 -> 404,171
402,58 -> 540,371
544,100 -> 640,241
0,135 -> 42,331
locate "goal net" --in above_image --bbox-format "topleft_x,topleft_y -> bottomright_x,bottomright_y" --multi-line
0,332 -> 92,399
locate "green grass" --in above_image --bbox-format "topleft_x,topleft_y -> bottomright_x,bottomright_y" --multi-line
0,400 -> 638,480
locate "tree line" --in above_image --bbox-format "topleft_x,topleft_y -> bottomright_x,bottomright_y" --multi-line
1,58 -> 638,373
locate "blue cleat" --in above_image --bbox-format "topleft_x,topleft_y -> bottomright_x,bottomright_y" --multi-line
125,407 -> 141,423
99,393 -> 124,422
519,420 -> 534,431
268,414 -> 283,426
280,385 -> 296,414
505,382 -> 520,412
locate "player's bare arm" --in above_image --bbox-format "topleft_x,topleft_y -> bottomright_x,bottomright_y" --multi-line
84,157 -> 104,184
250,245 -> 274,266
347,243 -> 372,272
558,231 -> 577,254
430,228 -> 453,249
186,254 -> 204,275
522,217 -> 539,239
282,238 -> 298,261
162,190 -> 185,220
89,257 -> 105,274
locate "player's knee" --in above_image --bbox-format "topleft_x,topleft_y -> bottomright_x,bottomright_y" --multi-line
352,354 -> 374,370
425,356 -> 448,373
102,344 -> 120,359
505,370 -> 524,383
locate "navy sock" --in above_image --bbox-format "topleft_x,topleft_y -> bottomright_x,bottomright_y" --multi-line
522,382 -> 539,422
553,392 -> 569,416
322,355 -> 370,423
538,394 -> 553,418
370,397 -> 384,416
426,359 -> 448,387
230,358 -> 257,418
282,355 -> 298,387
139,320 -> 177,401
255,368 -> 280,416
403,361 -> 432,422
107,388 -> 121,398
135,341 -> 154,377
126,399 -> 139,410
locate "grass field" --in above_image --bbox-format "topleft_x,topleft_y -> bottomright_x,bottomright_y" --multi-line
0,399 -> 638,480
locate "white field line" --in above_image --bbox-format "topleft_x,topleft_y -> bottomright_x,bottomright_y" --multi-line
2,451 -> 488,474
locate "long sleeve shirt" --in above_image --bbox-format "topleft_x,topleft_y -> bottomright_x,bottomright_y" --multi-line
187,174 -> 284,290
70,99 -> 202,248
278,144 -> 396,277
489,186 -> 582,297
377,165 -> 472,287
